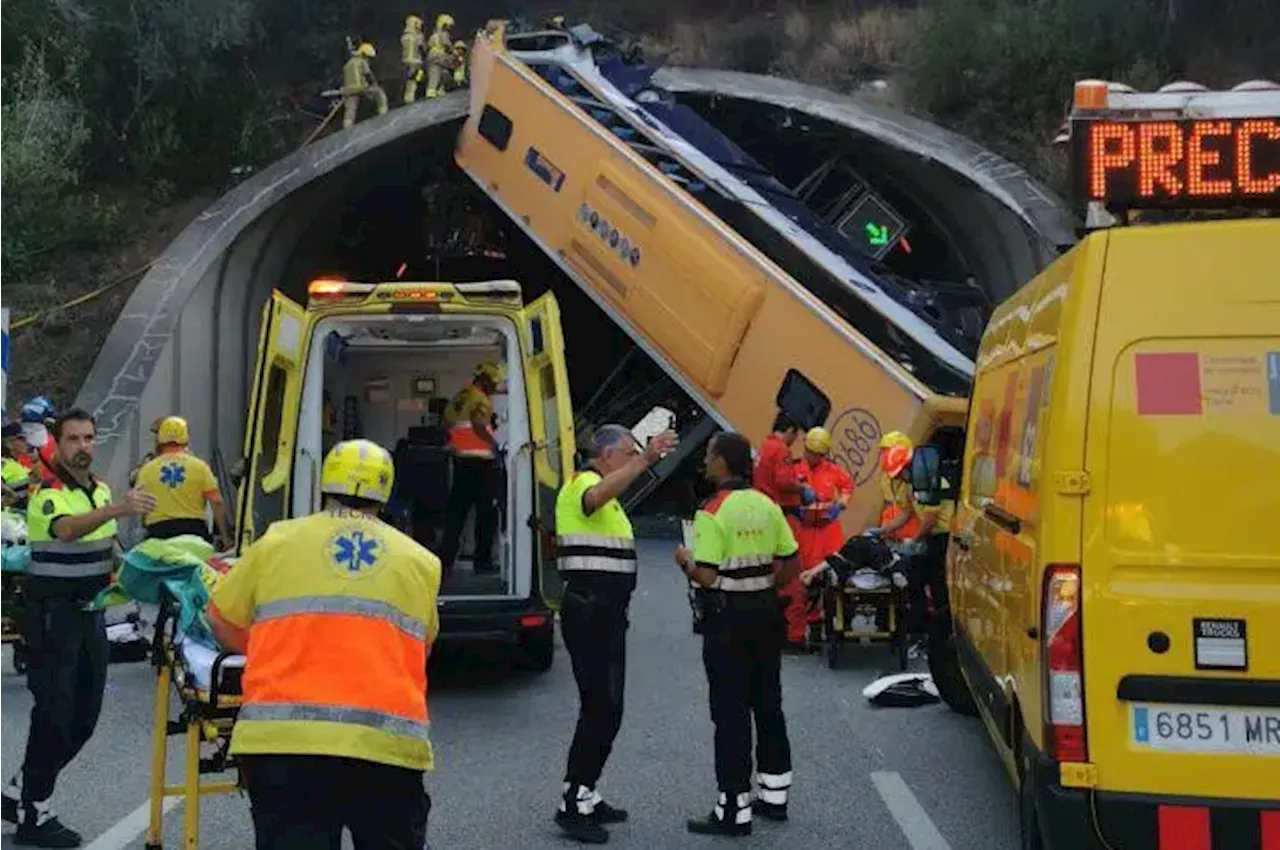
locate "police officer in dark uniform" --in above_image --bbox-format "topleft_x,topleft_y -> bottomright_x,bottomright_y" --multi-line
1,409 -> 155,847
675,431 -> 800,837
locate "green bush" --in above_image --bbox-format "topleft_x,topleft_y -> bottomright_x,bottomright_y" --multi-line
0,44 -> 119,276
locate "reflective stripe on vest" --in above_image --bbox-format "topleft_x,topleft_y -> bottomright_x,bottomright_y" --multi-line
448,422 -> 495,458
715,553 -> 775,593
253,595 -> 428,641
556,533 -> 637,575
237,702 -> 431,742
27,538 -> 115,578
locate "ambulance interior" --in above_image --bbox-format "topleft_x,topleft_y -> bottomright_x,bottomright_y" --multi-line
294,313 -> 535,600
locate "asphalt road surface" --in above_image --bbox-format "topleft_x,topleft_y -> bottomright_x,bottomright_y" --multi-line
2,540 -> 1019,849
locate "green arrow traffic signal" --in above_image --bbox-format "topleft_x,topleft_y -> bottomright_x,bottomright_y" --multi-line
864,222 -> 890,246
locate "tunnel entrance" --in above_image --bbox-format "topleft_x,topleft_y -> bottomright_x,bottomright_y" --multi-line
271,105 -> 998,514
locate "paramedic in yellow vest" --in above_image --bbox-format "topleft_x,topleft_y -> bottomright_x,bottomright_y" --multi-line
439,360 -> 504,575
870,431 -> 921,541
425,13 -> 454,99
553,424 -> 677,844
2,423 -> 34,511
342,42 -> 389,130
400,14 -> 426,104
1,409 -> 155,847
133,416 -> 231,547
208,438 -> 440,848
677,431 -> 799,836
450,40 -> 468,87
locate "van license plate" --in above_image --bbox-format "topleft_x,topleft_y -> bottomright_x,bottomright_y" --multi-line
1131,703 -> 1280,755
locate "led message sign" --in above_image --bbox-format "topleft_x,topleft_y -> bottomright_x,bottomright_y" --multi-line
1072,117 -> 1280,209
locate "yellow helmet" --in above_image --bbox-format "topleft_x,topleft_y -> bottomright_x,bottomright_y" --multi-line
320,439 -> 395,504
475,360 -> 505,385
804,427 -> 832,455
878,430 -> 913,451
157,416 -> 190,446
356,42 -> 376,58
405,14 -> 423,30
453,40 -> 467,52
436,13 -> 455,30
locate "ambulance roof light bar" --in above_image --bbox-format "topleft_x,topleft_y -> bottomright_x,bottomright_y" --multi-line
308,279 -> 377,300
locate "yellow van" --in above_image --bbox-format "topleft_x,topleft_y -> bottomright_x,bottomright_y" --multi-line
916,218 -> 1280,848
235,279 -> 576,671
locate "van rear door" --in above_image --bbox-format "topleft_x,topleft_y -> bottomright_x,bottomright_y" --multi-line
1081,221 -> 1280,801
519,292 -> 576,610
235,290 -> 313,550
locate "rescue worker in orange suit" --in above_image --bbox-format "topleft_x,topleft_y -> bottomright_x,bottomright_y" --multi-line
439,361 -> 504,575
3,409 -> 156,848
208,438 -> 440,849
752,413 -> 805,510
132,416 -> 231,547
786,427 -> 852,652
869,432 -> 920,542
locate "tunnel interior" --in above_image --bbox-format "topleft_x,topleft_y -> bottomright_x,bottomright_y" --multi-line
261,103 -> 1020,513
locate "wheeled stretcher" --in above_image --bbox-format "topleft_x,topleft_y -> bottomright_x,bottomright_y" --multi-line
145,588 -> 245,850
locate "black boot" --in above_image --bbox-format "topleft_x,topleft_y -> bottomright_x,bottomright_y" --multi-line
687,791 -> 752,837
15,801 -> 83,848
752,770 -> 791,821
554,784 -> 609,844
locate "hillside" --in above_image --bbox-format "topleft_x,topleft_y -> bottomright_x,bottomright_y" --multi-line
3,0 -> 1277,406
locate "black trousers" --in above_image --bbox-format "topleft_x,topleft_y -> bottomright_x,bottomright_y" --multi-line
561,584 -> 629,789
240,754 -> 430,850
702,595 -> 792,795
905,534 -> 950,635
439,457 -> 498,570
21,598 -> 109,804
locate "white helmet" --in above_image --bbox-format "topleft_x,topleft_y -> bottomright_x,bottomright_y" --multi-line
2,511 -> 29,546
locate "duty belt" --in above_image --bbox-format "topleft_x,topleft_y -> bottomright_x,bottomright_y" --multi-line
556,533 -> 638,575
27,538 -> 115,578
714,554 -> 775,593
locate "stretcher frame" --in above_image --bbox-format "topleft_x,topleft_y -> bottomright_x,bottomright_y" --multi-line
819,579 -> 909,672
145,589 -> 243,850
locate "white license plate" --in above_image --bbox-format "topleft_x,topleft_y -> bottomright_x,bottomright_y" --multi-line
1131,703 -> 1280,755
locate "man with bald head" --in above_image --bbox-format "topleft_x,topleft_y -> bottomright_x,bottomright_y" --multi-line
553,423 -> 677,844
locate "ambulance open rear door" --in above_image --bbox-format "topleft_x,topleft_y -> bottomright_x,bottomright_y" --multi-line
235,291 -> 313,551
519,292 -> 576,610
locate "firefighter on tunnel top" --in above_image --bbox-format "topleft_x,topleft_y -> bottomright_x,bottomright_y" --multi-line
425,14 -> 455,99
342,42 -> 389,129
401,15 -> 426,104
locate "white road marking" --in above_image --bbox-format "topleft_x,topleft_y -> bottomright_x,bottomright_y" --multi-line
83,798 -> 181,850
871,771 -> 953,850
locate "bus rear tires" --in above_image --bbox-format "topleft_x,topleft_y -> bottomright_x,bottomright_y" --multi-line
927,615 -> 978,717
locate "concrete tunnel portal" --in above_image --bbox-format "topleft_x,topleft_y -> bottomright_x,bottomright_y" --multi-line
76,69 -> 1078,504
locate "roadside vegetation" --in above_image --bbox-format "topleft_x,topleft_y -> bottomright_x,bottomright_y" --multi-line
3,0 -> 1276,401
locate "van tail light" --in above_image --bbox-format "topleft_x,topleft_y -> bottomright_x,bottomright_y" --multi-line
1043,564 -> 1088,762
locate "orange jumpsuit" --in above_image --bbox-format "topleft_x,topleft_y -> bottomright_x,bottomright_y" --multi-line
753,434 -> 803,510
787,457 -> 853,643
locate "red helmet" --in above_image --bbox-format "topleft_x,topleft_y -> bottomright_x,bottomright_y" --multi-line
880,444 -> 913,478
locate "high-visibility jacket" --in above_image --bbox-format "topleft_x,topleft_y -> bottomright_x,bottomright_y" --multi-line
879,474 -> 921,540
912,481 -> 955,537
444,384 -> 495,459
26,468 -> 117,584
401,28 -> 425,66
2,457 -> 31,510
555,470 -> 637,592
134,448 -> 221,527
427,29 -> 450,57
343,56 -> 374,94
210,508 -> 442,771
693,483 -> 797,595
753,434 -> 805,509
